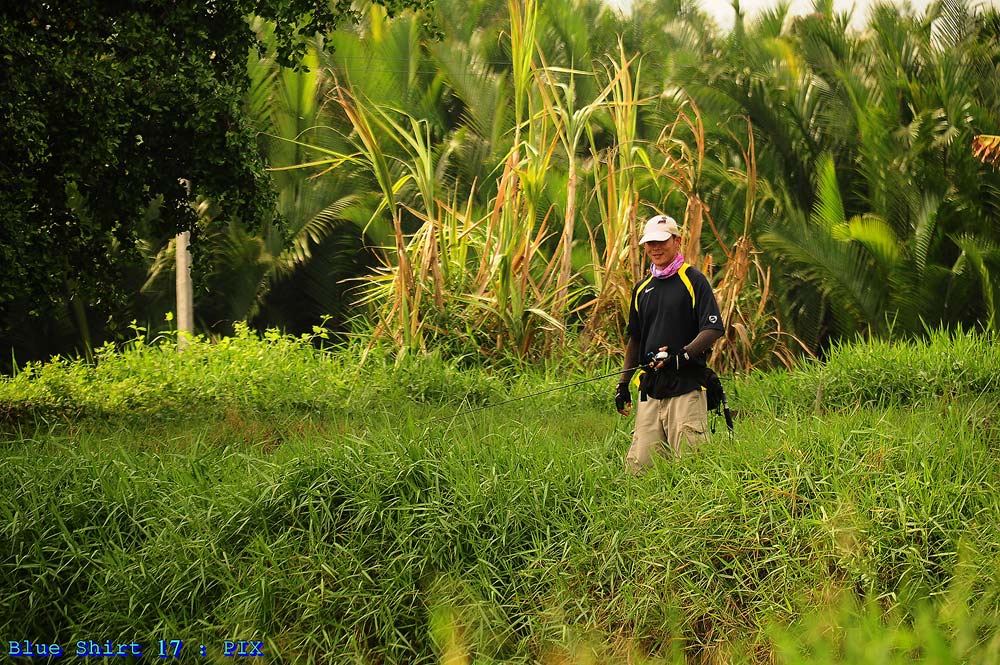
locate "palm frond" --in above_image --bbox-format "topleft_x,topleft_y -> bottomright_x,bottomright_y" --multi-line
751,2 -> 792,39
911,194 -> 940,276
327,14 -> 432,119
760,220 -> 884,337
810,153 -> 845,231
837,214 -> 901,273
951,233 -> 1000,330
930,0 -> 974,53
429,41 -> 510,146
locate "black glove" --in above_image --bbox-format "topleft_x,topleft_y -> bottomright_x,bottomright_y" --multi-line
659,350 -> 693,372
614,382 -> 631,413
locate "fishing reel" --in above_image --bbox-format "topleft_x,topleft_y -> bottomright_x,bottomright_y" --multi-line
644,350 -> 670,368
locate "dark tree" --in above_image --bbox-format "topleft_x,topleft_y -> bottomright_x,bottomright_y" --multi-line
0,0 -> 432,361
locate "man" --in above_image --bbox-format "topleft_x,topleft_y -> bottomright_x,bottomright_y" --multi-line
615,214 -> 725,473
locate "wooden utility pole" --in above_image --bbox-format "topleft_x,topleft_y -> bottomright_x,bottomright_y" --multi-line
175,231 -> 194,351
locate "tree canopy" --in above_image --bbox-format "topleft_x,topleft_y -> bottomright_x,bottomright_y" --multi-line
0,0 -> 432,334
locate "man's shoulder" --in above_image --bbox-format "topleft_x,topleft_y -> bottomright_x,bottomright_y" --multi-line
682,264 -> 720,291
682,263 -> 723,320
681,263 -> 710,282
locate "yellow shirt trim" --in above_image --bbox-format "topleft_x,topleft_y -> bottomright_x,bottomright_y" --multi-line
632,274 -> 655,313
678,263 -> 695,307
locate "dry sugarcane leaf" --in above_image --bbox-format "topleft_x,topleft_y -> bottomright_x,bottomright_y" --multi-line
973,135 -> 1000,168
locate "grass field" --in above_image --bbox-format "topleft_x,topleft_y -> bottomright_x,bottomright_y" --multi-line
3,327 -> 1000,663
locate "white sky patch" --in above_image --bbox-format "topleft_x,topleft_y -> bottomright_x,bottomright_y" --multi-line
604,0 -> 998,31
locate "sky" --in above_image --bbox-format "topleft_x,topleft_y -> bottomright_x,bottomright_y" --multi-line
604,0 -> 994,31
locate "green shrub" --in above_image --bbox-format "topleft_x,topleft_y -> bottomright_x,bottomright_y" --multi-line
739,328 -> 1000,417
3,328 -> 1000,662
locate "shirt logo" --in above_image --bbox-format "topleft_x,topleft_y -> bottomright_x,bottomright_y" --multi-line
643,287 -> 654,294
709,315 -> 718,323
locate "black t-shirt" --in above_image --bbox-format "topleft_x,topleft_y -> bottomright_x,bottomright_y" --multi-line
627,264 -> 725,398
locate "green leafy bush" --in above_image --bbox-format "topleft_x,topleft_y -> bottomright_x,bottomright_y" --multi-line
739,328 -> 1000,416
3,329 -> 1000,662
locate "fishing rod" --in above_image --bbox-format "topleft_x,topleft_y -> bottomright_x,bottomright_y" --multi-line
423,363 -> 648,424
425,352 -> 734,432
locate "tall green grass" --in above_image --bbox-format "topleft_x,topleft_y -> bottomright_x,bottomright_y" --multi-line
0,323 -> 505,425
2,328 -> 1000,663
738,328 -> 1000,415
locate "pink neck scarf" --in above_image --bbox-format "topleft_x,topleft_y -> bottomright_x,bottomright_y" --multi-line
651,253 -> 685,279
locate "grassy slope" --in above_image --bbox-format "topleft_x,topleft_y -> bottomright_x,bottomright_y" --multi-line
2,328 -> 1000,663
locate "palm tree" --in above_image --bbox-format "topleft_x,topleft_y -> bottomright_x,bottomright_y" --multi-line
673,0 -> 1000,347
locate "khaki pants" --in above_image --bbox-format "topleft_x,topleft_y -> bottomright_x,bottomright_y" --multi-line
626,388 -> 708,474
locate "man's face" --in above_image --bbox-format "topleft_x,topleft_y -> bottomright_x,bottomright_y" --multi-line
643,236 -> 679,269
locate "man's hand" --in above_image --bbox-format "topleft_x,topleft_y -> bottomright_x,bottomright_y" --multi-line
615,382 -> 631,415
652,347 -> 692,372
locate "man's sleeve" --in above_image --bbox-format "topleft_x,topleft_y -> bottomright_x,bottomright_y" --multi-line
693,272 -> 725,332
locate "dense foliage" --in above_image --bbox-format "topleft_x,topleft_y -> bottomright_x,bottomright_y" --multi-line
2,329 -> 1000,663
3,0 -> 1000,372
141,0 -> 1000,370
0,0 -> 432,366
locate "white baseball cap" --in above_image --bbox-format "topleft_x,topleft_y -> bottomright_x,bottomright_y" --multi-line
638,214 -> 681,244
